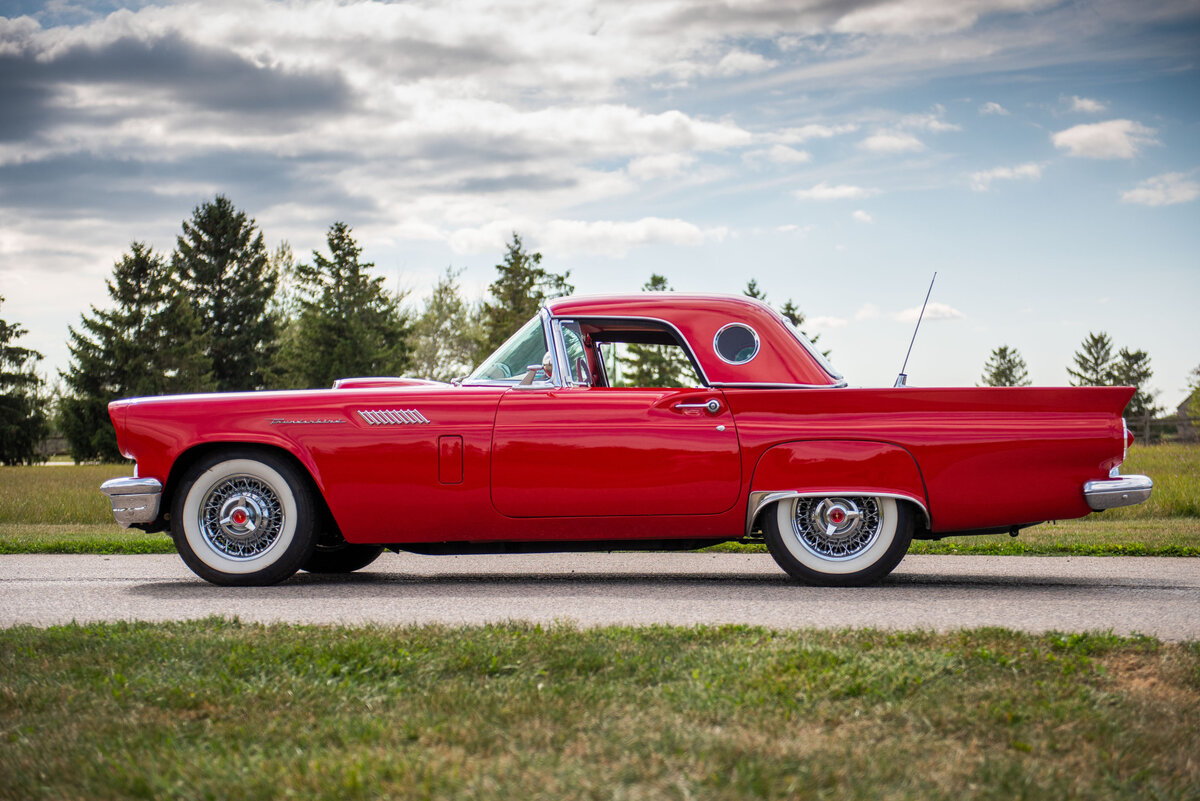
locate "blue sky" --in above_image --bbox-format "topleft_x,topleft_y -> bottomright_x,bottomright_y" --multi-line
2,0 -> 1197,406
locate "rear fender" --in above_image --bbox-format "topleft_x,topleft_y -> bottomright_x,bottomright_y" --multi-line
747,440 -> 930,534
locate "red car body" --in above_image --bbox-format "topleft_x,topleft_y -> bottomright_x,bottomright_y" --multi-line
101,294 -> 1152,586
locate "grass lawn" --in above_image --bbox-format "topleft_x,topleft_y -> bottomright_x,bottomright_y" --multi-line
1,620 -> 1196,800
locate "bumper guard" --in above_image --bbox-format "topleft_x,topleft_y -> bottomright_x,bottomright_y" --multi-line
1083,474 -> 1153,511
100,477 -> 163,527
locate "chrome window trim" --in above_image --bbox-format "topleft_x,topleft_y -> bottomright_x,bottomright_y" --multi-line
780,315 -> 844,381
746,490 -> 930,536
713,322 -> 760,365
550,314 -> 712,387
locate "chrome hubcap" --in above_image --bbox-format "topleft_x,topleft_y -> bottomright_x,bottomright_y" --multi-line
199,475 -> 285,559
792,497 -> 882,560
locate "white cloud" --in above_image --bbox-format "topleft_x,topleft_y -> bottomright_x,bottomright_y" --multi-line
1051,119 -> 1158,159
1121,173 -> 1200,207
852,209 -> 874,223
969,162 -> 1043,191
713,49 -> 777,76
794,182 -> 882,201
627,153 -> 697,180
894,302 -> 965,323
1068,95 -> 1107,113
770,123 -> 859,143
855,300 -> 965,322
833,0 -> 1058,36
979,101 -> 1009,116
860,131 -> 925,153
808,315 -> 848,329
776,224 -> 815,236
742,145 -> 811,167
450,217 -> 729,258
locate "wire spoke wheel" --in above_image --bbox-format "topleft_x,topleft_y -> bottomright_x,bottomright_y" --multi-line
764,494 -> 913,586
198,474 -> 286,560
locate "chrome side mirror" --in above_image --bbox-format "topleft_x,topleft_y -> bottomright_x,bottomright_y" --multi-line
542,351 -> 553,378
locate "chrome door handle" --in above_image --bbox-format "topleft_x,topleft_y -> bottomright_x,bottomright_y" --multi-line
674,399 -> 721,414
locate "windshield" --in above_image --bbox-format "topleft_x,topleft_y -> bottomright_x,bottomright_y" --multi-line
466,314 -> 549,383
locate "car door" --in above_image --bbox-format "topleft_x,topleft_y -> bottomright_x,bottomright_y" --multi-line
490,386 -> 742,518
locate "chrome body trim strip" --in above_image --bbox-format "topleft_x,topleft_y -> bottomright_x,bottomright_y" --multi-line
710,381 -> 848,389
100,477 -> 163,528
746,490 -> 931,536
1083,474 -> 1153,511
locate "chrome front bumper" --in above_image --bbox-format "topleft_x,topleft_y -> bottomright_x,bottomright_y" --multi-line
100,477 -> 163,527
1083,474 -> 1153,511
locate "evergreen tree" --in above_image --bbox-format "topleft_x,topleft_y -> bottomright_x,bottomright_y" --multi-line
411,267 -> 480,382
1189,364 -> 1200,421
1067,331 -> 1115,386
277,222 -> 411,388
622,274 -> 695,387
1111,347 -> 1159,420
173,195 -> 278,391
979,345 -> 1031,387
0,296 -> 49,465
60,243 -> 212,461
744,278 -> 828,356
480,233 -> 572,355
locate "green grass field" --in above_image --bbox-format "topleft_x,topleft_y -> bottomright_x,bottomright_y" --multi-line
1,444 -> 1196,556
1,620 -> 1196,800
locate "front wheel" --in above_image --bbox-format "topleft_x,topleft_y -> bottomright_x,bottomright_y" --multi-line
763,495 -> 913,586
171,450 -> 318,586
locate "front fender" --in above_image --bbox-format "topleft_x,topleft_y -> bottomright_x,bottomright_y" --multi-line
747,440 -> 930,533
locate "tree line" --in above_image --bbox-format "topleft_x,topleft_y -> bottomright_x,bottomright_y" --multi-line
0,193 -> 1191,463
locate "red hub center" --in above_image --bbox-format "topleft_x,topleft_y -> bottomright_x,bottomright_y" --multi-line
231,508 -> 249,526
828,508 -> 846,525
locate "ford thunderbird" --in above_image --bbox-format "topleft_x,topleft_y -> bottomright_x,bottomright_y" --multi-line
101,294 -> 1152,586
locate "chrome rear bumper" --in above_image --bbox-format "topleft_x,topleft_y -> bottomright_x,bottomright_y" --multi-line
100,477 -> 163,527
1083,474 -> 1153,511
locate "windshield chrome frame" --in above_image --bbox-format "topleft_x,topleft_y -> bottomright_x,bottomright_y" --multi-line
461,307 -> 562,389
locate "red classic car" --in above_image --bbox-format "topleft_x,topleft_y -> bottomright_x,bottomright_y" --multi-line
101,293 -> 1152,586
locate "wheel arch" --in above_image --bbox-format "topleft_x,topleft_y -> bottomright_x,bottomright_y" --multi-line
746,439 -> 931,535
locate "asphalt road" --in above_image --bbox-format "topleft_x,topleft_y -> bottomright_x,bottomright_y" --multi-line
2,553 -> 1198,640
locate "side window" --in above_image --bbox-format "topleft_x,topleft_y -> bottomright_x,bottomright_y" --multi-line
467,315 -> 549,383
713,323 -> 759,365
584,323 -> 703,389
559,321 -> 591,386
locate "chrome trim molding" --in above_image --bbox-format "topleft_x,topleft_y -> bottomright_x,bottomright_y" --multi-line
710,381 -> 848,389
100,477 -> 163,528
358,409 -> 432,425
1083,474 -> 1153,511
746,489 -> 930,536
713,322 -> 760,365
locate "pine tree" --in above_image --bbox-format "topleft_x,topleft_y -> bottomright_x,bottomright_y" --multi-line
277,222 -> 411,388
1111,347 -> 1159,420
0,296 -> 49,465
744,278 -> 828,357
173,195 -> 278,391
622,274 -> 695,387
1067,331 -> 1115,386
60,243 -> 212,461
480,233 -> 572,355
979,345 -> 1031,387
411,267 -> 480,382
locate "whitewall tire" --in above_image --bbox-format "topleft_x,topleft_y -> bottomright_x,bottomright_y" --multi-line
764,495 -> 913,586
171,450 -> 317,586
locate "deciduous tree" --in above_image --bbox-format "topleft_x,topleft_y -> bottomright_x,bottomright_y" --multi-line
173,195 -> 278,391
979,345 -> 1032,387
0,296 -> 49,465
411,267 -> 480,382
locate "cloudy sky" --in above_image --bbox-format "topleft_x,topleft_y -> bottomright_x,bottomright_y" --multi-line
2,0 -> 1198,405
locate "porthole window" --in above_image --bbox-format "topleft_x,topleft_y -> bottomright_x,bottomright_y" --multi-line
713,323 -> 759,365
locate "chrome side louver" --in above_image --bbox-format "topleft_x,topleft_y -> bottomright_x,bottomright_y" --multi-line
357,409 -> 432,425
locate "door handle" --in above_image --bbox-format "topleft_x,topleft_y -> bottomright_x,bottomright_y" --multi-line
674,399 -> 721,414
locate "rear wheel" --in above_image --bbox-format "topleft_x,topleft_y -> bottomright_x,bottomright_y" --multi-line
301,543 -> 384,574
764,495 -> 913,586
171,450 -> 317,586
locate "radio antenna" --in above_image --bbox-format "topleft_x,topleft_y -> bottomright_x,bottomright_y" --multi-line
894,272 -> 937,388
